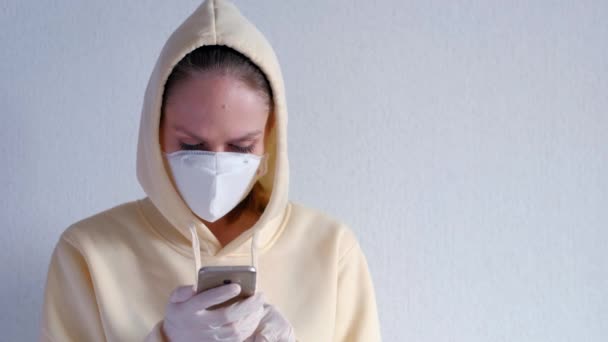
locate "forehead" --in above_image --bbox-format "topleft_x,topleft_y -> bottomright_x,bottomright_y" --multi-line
164,73 -> 269,135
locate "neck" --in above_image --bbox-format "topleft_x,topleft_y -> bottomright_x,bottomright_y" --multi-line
203,208 -> 259,247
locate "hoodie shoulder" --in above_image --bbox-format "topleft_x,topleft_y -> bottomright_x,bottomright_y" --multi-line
61,199 -> 150,249
286,200 -> 360,258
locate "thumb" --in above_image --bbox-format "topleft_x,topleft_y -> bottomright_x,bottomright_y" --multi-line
169,285 -> 195,304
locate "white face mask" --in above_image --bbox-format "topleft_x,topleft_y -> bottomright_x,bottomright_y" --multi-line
164,150 -> 268,222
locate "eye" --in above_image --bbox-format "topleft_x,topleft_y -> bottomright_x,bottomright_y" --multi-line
179,142 -> 255,153
179,142 -> 203,150
232,144 -> 255,153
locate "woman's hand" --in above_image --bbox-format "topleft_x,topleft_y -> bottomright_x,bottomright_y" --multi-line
162,283 -> 265,342
246,302 -> 296,342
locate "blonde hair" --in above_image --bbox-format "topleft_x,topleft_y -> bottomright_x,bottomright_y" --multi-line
226,109 -> 275,223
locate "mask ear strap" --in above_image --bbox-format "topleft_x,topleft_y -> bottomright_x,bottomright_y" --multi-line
258,153 -> 269,177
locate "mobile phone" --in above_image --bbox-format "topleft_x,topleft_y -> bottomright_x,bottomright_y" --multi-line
196,265 -> 257,310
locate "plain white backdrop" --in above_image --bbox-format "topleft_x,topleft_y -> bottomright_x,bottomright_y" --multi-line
1,1 -> 607,341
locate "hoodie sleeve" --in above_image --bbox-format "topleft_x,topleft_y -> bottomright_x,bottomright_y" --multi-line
39,233 -> 107,342
333,236 -> 383,342
40,230 -> 171,342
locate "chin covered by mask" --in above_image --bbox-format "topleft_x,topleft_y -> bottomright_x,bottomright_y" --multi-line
164,150 -> 268,222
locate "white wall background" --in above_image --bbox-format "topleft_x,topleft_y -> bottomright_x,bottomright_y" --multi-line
1,0 -> 607,341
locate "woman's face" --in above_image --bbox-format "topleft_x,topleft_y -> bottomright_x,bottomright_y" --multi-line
160,72 -> 269,155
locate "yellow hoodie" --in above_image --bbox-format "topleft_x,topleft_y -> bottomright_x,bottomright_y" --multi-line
39,0 -> 382,341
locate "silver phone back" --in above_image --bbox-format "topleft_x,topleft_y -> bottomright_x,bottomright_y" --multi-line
196,265 -> 257,296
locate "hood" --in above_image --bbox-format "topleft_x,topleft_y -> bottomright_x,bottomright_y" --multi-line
135,0 -> 290,263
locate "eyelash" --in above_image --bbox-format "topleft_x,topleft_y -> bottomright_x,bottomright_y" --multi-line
179,142 -> 255,153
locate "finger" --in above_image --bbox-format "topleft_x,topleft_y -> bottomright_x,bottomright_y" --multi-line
255,304 -> 294,341
235,305 -> 265,339
169,285 -> 195,304
185,283 -> 241,311
212,307 -> 264,342
222,291 -> 265,324
203,324 -> 241,342
204,291 -> 264,328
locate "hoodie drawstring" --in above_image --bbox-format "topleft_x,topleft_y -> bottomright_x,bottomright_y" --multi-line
251,228 -> 259,292
189,223 -> 202,293
188,222 -> 259,293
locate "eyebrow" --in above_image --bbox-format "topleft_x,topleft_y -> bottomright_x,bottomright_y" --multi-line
174,126 -> 263,143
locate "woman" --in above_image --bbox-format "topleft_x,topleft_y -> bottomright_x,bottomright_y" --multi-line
40,0 -> 381,341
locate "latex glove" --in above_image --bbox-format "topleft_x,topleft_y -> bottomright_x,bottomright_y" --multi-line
245,302 -> 296,342
162,283 -> 265,342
